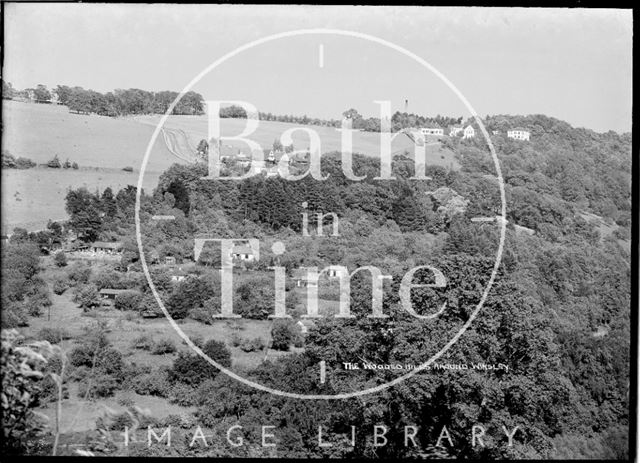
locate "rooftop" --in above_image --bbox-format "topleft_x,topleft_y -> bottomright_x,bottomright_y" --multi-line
91,241 -> 123,249
99,289 -> 131,295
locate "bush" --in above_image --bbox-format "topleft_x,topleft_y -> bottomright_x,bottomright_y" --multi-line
52,277 -> 69,295
239,337 -> 265,352
271,320 -> 295,351
166,275 -> 218,320
2,151 -> 16,168
131,335 -> 153,351
67,262 -> 92,285
71,162 -> 79,170
188,306 -> 212,324
38,327 -> 70,344
167,383 -> 198,407
230,332 -> 242,347
77,373 -> 118,398
152,338 -> 176,355
114,291 -> 143,312
169,340 -> 231,386
73,284 -> 100,310
1,303 -> 29,328
131,369 -> 171,397
117,392 -> 135,408
15,157 -> 36,169
47,155 -> 61,168
90,268 -> 123,290
53,251 -> 67,267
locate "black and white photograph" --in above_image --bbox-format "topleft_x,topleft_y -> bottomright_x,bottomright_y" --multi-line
0,4 -> 635,460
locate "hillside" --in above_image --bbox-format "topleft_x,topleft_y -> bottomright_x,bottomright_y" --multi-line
2,101 -> 459,231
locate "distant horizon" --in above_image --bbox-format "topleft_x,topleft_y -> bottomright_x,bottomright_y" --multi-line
3,95 -> 629,136
3,5 -> 632,133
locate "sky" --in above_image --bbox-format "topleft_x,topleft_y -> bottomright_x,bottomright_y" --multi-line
3,5 -> 633,133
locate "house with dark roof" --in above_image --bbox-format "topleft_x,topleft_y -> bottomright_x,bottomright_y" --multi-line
90,241 -> 123,254
231,244 -> 255,262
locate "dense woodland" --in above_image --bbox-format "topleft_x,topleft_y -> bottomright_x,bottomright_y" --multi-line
1,114 -> 632,458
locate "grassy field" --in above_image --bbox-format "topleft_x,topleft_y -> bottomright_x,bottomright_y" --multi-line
2,167 -> 161,232
136,113 -> 461,168
2,100 -> 175,170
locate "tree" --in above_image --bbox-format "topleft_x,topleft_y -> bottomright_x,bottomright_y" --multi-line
53,251 -> 67,267
74,284 -> 100,310
271,320 -> 295,351
169,339 -> 231,386
2,80 -> 15,99
65,187 -> 103,241
33,84 -> 51,102
1,330 -> 56,454
55,85 -> 72,105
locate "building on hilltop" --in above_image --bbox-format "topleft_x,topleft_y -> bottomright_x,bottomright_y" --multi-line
449,126 -> 463,137
420,124 -> 444,137
463,125 -> 476,139
507,128 -> 530,141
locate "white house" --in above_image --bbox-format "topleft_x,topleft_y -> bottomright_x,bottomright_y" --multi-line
231,244 -> 255,262
507,128 -> 530,141
420,127 -> 444,137
449,127 -> 463,137
463,125 -> 476,139
170,269 -> 188,282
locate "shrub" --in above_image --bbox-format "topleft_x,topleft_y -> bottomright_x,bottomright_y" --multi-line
131,335 -> 153,351
2,151 -> 17,168
67,262 -> 92,285
188,306 -> 212,325
15,157 -> 36,169
114,291 -> 143,312
71,162 -> 79,170
77,373 -> 118,398
90,268 -> 123,290
99,348 -> 125,380
1,303 -> 29,328
271,320 -> 295,351
167,383 -> 198,407
230,332 -> 242,347
73,284 -> 100,310
152,338 -> 176,355
53,251 -> 67,267
166,276 -> 218,320
203,339 -> 232,367
47,155 -> 61,168
131,369 -> 171,397
169,340 -> 231,386
38,327 -> 70,344
240,337 -> 265,352
1,329 -> 53,453
117,393 -> 135,408
52,277 -> 69,295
